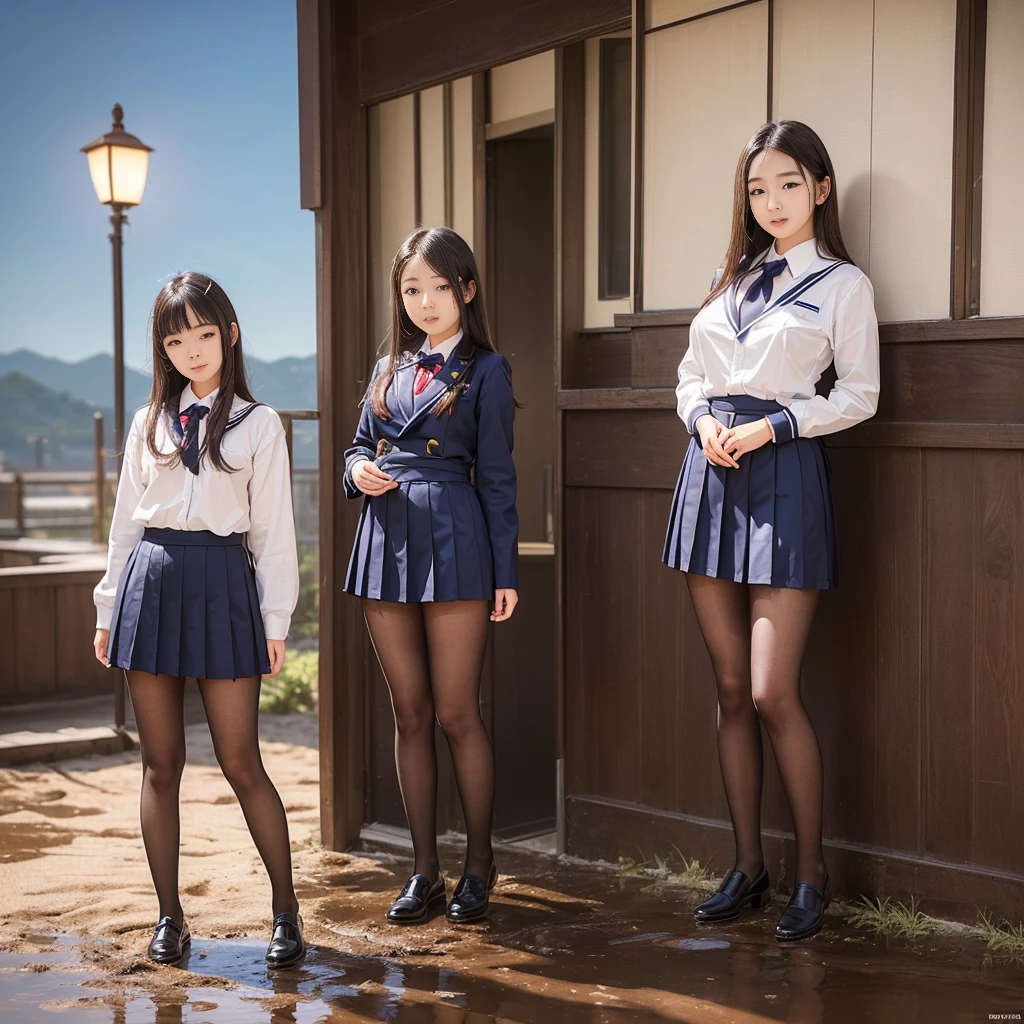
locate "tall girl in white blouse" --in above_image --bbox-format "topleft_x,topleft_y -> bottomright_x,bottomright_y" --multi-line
663,121 -> 879,941
93,272 -> 304,968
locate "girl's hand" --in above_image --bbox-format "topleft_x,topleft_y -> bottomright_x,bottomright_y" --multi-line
719,417 -> 773,459
695,414 -> 740,469
352,458 -> 398,496
491,589 -> 518,622
93,628 -> 111,667
267,639 -> 286,677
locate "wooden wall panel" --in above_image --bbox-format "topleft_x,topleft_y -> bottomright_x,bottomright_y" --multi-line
563,329 -> 631,390
972,452 -> 1024,872
623,321 -> 1024,427
562,418 -> 1024,916
922,450 -> 976,864
564,488 -> 643,799
358,0 -> 631,103
564,409 -> 685,488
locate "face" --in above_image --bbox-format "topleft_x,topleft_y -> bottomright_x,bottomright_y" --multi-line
161,305 -> 237,390
400,254 -> 477,345
746,148 -> 830,248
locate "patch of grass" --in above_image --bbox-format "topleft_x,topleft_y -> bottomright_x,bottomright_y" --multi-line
615,848 -> 717,893
970,911 -> 1024,961
845,896 -> 941,939
260,650 -> 319,714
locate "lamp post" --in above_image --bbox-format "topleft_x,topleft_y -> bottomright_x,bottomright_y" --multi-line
82,105 -> 151,733
81,104 -> 152,471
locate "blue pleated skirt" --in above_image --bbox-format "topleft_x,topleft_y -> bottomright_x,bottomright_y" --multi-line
109,528 -> 271,678
345,479 -> 494,602
663,396 -> 839,590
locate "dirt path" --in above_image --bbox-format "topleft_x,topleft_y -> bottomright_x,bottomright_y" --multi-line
3,713 -> 1024,1023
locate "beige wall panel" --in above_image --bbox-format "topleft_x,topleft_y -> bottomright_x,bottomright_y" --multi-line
980,0 -> 1024,316
771,0 -> 873,271
585,35 -> 632,328
451,76 -> 475,249
643,2 -> 768,310
419,85 -> 447,230
869,0 -> 956,321
648,0 -> 738,30
370,95 -> 416,348
490,51 -> 555,124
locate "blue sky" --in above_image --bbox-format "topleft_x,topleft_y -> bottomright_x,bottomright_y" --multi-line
0,0 -> 314,371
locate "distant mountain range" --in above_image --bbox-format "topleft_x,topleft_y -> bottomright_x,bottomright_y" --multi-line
0,349 -> 317,412
0,349 -> 318,470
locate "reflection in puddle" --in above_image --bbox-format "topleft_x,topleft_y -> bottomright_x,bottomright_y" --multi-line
673,937 -> 732,951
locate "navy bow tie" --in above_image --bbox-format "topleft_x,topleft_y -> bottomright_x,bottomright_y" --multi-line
172,402 -> 210,473
744,258 -> 788,305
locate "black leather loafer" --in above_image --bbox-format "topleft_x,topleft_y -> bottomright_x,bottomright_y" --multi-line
446,863 -> 498,924
386,874 -> 447,925
693,866 -> 771,923
775,874 -> 830,941
147,916 -> 190,965
266,911 -> 305,968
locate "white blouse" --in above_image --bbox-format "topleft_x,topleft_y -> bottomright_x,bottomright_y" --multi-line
94,384 -> 299,640
676,237 -> 880,442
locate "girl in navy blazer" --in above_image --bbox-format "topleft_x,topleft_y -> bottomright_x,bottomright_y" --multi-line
344,227 -> 518,925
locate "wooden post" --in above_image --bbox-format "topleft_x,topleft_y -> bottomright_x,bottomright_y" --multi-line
93,412 -> 105,545
12,473 -> 24,535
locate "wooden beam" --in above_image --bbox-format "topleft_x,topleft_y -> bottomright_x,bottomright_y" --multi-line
313,0 -> 369,851
950,0 -> 987,319
554,40 -> 587,855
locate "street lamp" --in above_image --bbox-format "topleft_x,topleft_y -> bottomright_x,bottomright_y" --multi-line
82,105 -> 151,735
81,104 -> 152,467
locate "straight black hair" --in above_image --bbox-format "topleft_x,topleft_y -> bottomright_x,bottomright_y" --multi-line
145,272 -> 257,472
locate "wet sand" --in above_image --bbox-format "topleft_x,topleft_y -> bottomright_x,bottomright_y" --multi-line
2,712 -> 1023,1022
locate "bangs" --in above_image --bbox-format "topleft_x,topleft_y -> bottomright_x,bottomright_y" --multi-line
153,279 -> 219,341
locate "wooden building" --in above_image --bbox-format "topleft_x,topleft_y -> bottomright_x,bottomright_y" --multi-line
297,0 -> 1024,922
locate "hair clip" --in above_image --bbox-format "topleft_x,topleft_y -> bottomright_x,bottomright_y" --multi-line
203,280 -> 213,295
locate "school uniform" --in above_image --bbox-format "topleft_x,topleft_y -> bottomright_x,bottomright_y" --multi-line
664,237 -> 880,589
94,384 -> 300,678
343,330 -> 519,602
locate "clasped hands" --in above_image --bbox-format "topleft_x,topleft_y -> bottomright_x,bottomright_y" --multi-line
695,414 -> 773,468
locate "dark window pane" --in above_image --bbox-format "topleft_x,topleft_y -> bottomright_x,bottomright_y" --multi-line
599,38 -> 632,301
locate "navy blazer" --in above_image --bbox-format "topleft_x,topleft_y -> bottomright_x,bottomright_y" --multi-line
344,336 -> 519,591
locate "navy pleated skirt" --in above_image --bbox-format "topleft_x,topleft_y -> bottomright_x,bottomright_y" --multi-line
663,396 -> 839,590
345,457 -> 493,602
109,527 -> 271,678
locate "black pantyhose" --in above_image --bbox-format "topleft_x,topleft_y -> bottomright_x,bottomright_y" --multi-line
362,598 -> 494,881
685,576 -> 826,891
126,671 -> 299,923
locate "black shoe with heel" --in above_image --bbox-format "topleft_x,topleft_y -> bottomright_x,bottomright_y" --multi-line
147,916 -> 190,965
387,874 -> 447,925
775,873 -> 830,941
266,911 -> 305,967
693,866 -> 771,923
446,863 -> 498,924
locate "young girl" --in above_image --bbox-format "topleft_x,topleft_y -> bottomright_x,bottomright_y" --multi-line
663,121 -> 879,941
93,272 -> 304,968
344,226 -> 518,925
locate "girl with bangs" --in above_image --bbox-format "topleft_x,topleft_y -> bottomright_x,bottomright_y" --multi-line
344,226 -> 518,926
663,122 -> 880,941
93,272 -> 304,968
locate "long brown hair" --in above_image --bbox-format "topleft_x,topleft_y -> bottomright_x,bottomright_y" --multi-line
144,272 -> 258,472
705,121 -> 854,309
368,227 -> 497,420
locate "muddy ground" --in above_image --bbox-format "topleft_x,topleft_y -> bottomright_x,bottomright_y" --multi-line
2,711 -> 1023,1023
